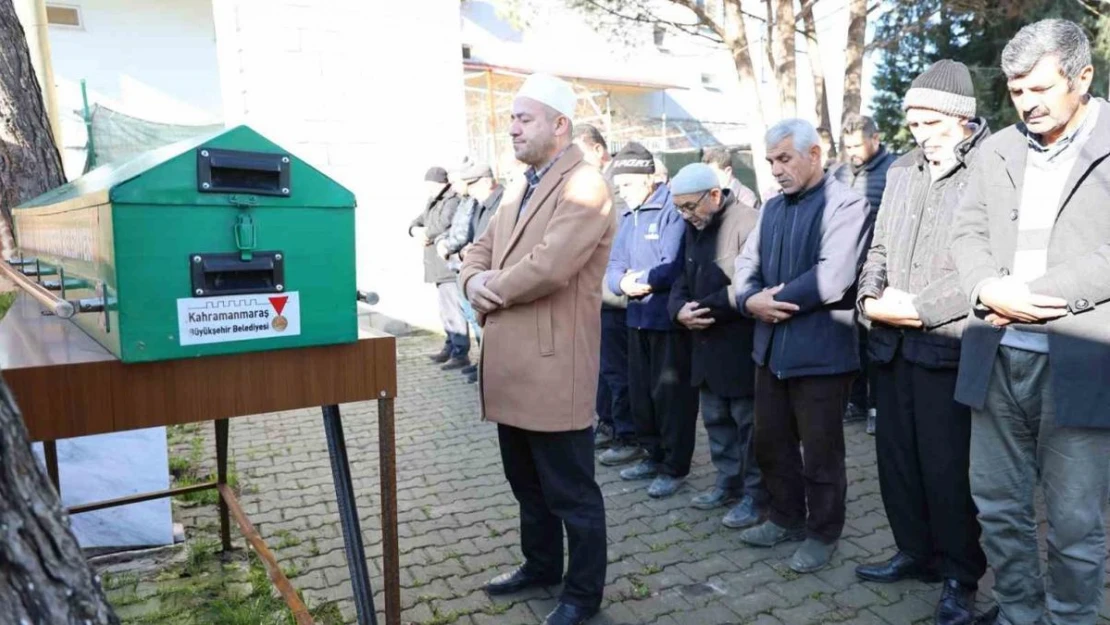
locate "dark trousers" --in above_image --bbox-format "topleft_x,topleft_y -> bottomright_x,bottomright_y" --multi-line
755,366 -> 852,543
849,327 -> 875,410
628,327 -> 700,477
498,424 -> 607,609
874,354 -> 986,587
597,308 -> 635,440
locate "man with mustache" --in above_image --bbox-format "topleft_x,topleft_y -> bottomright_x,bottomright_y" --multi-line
732,119 -> 873,574
950,18 -> 1110,625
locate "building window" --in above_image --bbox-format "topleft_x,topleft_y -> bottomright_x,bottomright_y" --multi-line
462,44 -> 472,60
45,4 -> 82,28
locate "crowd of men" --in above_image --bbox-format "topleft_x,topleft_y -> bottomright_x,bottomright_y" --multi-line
409,18 -> 1109,625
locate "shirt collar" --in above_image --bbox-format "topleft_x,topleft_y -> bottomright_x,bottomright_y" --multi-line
1021,98 -> 1098,160
525,146 -> 570,188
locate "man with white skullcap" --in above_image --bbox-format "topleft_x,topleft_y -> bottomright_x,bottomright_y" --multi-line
460,73 -> 614,625
665,163 -> 767,530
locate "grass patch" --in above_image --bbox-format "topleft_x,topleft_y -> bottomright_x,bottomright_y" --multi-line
273,530 -> 302,550
0,290 -> 17,321
642,564 -> 662,575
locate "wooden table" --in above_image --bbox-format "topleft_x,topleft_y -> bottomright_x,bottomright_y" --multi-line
0,293 -> 400,625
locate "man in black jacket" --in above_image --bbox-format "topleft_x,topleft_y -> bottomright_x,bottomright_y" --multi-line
666,163 -> 766,529
855,60 -> 992,625
410,166 -> 468,367
733,119 -> 873,574
837,114 -> 897,433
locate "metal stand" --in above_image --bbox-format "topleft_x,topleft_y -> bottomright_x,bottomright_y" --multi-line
323,404 -> 378,625
43,440 -> 60,492
377,398 -> 400,625
215,418 -> 232,552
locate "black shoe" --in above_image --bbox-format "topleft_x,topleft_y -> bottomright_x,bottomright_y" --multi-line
594,422 -> 615,448
543,602 -> 599,625
935,579 -> 977,625
482,565 -> 560,596
973,605 -> 1000,624
855,552 -> 940,583
441,356 -> 471,371
466,371 -> 478,384
461,364 -> 478,375
428,346 -> 451,363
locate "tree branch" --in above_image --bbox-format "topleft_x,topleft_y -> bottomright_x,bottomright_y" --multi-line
576,0 -> 726,44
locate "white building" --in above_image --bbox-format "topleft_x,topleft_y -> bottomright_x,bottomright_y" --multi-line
32,0 -> 467,333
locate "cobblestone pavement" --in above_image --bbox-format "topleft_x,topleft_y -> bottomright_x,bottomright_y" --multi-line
173,333 -> 1110,624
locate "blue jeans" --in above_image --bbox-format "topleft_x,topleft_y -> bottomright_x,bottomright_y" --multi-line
460,297 -> 481,346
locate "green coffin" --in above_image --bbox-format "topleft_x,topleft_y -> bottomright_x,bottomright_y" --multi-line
12,125 -> 358,363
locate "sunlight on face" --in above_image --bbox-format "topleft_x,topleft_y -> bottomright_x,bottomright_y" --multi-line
766,138 -> 821,195
1007,55 -> 1093,144
613,173 -> 655,208
905,108 -> 967,165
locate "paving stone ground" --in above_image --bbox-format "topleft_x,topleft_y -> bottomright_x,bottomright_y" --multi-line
168,333 -> 1110,625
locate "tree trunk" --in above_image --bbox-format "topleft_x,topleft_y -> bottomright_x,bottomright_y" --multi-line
802,6 -> 833,152
725,1 -> 773,197
773,0 -> 796,117
0,0 -> 66,222
0,1 -> 117,622
842,0 -> 867,124
761,0 -> 781,121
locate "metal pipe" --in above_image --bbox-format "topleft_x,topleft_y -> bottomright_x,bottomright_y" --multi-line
0,261 -> 74,318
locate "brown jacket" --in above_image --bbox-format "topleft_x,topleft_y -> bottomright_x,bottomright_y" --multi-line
459,146 -> 616,432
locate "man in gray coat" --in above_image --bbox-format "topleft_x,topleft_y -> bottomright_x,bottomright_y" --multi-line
950,19 -> 1110,625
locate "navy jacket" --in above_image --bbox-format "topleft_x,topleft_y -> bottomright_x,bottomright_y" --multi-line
733,175 -> 873,379
605,184 -> 686,330
835,145 -> 896,215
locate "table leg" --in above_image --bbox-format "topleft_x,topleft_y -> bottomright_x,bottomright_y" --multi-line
322,404 -> 378,625
378,398 -> 400,625
43,439 -> 60,492
215,418 -> 232,552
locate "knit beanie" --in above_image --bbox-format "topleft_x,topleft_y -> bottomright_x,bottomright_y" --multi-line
609,142 -> 655,176
424,167 -> 448,184
902,60 -> 976,118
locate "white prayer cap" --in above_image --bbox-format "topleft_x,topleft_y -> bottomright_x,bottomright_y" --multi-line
515,73 -> 577,121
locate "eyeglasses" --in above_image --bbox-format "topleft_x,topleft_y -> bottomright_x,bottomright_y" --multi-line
676,190 -> 710,213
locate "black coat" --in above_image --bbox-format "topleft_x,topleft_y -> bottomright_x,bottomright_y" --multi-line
667,190 -> 760,397
410,189 -> 460,284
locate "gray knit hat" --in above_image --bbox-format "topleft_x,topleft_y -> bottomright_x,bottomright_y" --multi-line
902,59 -> 976,118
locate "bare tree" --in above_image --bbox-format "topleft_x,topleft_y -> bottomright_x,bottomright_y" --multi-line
773,0 -> 797,117
843,0 -> 868,123
801,4 -> 833,138
0,1 -> 118,621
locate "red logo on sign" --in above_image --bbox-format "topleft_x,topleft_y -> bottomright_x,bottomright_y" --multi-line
269,296 -> 288,315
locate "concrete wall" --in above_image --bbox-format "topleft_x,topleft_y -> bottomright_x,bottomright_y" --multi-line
212,0 -> 468,333
44,0 -> 223,177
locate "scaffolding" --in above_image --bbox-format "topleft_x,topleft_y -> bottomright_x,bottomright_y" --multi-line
462,63 -> 751,177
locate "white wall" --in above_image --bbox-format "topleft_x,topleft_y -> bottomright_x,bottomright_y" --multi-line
44,0 -> 223,176
213,0 -> 468,333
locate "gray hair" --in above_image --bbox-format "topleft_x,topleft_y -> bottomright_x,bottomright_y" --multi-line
765,118 -> 820,154
1001,19 -> 1092,85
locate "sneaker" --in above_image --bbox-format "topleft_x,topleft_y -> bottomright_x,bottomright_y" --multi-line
790,539 -> 837,573
691,487 -> 737,510
866,409 -> 877,436
441,356 -> 471,371
739,520 -> 805,547
599,444 -> 647,467
461,364 -> 478,375
722,496 -> 761,529
594,422 -> 615,449
428,346 -> 451,363
619,460 -> 658,481
843,402 -> 866,423
647,475 -> 685,498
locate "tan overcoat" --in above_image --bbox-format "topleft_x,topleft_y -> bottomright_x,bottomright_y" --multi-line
459,145 -> 615,432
